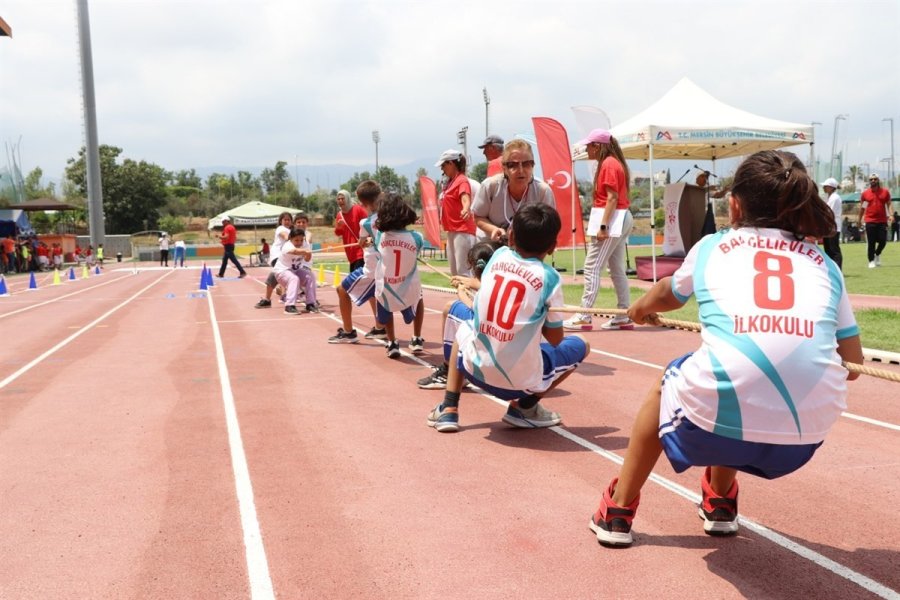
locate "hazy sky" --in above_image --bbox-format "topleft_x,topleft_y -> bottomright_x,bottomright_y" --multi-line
1,0 -> 898,184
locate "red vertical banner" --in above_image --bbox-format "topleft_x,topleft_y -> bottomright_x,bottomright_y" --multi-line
531,117 -> 586,248
418,176 -> 442,248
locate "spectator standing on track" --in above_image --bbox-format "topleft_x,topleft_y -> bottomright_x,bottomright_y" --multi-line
427,203 -> 590,433
3,235 -> 15,274
158,232 -> 169,267
259,239 -> 269,266
97,244 -> 104,268
372,193 -> 426,359
858,173 -> 892,268
327,180 -> 387,343
254,212 -> 294,309
588,150 -> 864,548
334,189 -> 367,271
217,216 -> 247,279
472,139 -> 556,243
564,128 -> 635,332
479,135 -> 505,178
436,149 -> 477,277
173,238 -> 186,267
820,177 -> 842,269
891,211 -> 900,242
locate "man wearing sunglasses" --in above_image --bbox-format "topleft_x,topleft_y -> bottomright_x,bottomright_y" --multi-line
472,139 -> 555,242
858,174 -> 892,268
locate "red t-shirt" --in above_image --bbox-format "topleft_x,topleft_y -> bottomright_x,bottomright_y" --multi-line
593,156 -> 630,209
221,223 -> 237,245
487,157 -> 503,178
36,245 -> 49,257
440,174 -> 476,234
861,187 -> 891,224
334,204 -> 367,263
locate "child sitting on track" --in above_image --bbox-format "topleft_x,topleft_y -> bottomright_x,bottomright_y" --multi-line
273,227 -> 318,315
427,203 -> 590,432
373,192 -> 426,359
327,180 -> 388,343
417,240 -> 502,389
588,150 -> 864,547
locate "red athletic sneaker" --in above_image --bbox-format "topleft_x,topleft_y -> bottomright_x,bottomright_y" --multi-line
589,478 -> 640,547
698,467 -> 739,535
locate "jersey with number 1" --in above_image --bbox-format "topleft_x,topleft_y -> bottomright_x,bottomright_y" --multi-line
374,229 -> 423,311
667,227 -> 858,445
457,246 -> 564,392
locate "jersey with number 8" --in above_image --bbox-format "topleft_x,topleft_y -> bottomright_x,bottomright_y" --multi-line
669,227 -> 859,445
457,246 -> 565,392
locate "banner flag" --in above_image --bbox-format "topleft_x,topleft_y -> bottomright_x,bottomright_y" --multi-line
418,176 -> 442,249
531,117 -> 586,248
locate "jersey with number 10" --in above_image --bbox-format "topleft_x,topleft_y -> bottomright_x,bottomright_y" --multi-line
374,229 -> 423,312
458,246 -> 565,392
668,227 -> 859,445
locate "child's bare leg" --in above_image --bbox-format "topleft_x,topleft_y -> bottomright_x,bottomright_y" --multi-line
383,313 -> 395,341
445,340 -> 464,396
709,466 -> 738,496
611,376 -> 664,507
413,297 -> 425,337
337,286 -> 354,331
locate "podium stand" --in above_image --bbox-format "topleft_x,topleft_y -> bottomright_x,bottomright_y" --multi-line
662,183 -> 707,257
635,183 -> 707,281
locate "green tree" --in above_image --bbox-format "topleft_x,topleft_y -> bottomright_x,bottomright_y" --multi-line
171,168 -> 202,189
24,167 -> 56,200
470,162 -> 488,182
260,161 -> 291,194
65,145 -> 169,233
341,166 -> 410,199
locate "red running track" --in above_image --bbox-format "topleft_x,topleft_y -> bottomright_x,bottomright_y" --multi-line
0,266 -> 898,599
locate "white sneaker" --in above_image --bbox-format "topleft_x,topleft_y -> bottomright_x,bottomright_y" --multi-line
563,315 -> 593,331
601,316 -> 635,330
502,402 -> 561,428
869,261 -> 876,269
875,255 -> 881,266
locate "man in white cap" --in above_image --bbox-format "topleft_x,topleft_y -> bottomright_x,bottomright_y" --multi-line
820,177 -> 842,270
479,135 -> 505,177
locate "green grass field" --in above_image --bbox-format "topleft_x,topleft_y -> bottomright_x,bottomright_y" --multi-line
312,235 -> 900,352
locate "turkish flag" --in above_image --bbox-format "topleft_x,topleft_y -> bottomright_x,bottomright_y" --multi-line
418,176 -> 442,248
532,117 -> 585,248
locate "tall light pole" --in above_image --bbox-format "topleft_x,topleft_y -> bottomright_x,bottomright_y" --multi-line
294,154 -> 299,199
809,121 -> 822,175
883,117 -> 895,189
372,130 -> 380,173
483,87 -> 490,138
457,126 -> 468,164
830,114 -> 848,180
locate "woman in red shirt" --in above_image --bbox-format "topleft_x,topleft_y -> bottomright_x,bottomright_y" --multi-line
436,149 -> 477,276
565,129 -> 635,331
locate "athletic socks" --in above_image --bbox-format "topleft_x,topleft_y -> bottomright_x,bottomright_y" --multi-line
443,391 -> 461,408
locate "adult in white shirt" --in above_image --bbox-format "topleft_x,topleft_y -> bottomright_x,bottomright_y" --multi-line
158,233 -> 170,267
820,177 -> 842,270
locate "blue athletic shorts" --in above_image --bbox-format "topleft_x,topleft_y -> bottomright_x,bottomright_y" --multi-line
456,335 -> 587,400
341,267 -> 375,306
376,302 -> 416,325
444,301 -> 474,362
658,354 -> 822,480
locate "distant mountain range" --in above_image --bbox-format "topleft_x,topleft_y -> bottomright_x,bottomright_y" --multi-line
191,158 -> 439,193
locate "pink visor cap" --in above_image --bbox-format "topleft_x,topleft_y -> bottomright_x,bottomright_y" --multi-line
577,128 -> 612,146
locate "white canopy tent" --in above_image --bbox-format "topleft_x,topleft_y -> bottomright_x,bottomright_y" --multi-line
207,200 -> 301,230
574,77 -> 814,280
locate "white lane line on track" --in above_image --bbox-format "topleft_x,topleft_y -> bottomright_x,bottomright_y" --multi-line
312,294 -> 900,597
590,349 -> 900,432
205,291 -> 275,600
549,426 -> 899,599
0,270 -> 174,391
0,272 -> 134,320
